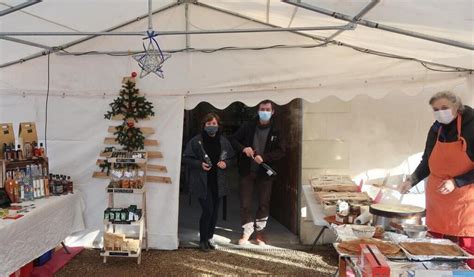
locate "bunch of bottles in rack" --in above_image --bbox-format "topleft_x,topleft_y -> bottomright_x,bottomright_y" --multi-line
4,166 -> 73,203
2,142 -> 45,160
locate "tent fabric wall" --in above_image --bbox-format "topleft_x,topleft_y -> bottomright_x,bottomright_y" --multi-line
1,2 -> 472,250
0,93 -> 184,249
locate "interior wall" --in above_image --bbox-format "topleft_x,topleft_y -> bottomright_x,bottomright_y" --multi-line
299,88 -> 473,245
0,92 -> 184,250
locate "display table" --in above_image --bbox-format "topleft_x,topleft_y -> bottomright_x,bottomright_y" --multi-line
302,185 -> 333,248
0,193 -> 85,276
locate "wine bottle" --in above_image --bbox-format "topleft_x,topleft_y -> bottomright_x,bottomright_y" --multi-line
198,141 -> 212,167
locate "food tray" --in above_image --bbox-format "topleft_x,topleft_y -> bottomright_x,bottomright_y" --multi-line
395,238 -> 473,261
309,175 -> 358,192
333,241 -> 406,260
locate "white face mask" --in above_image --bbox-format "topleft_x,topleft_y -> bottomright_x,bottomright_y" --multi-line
434,109 -> 455,124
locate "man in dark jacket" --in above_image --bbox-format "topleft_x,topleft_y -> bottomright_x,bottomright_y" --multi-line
231,100 -> 286,245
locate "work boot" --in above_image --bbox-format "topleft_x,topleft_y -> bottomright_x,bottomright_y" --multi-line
238,234 -> 251,245
255,231 -> 266,246
199,241 -> 210,252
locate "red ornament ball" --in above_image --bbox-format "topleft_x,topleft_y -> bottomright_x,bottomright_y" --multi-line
131,72 -> 137,78
127,121 -> 135,128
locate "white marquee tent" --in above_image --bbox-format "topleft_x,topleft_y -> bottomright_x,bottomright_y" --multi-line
0,0 -> 473,249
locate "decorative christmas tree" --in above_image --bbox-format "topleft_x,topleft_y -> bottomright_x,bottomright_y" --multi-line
93,73 -> 170,184
104,80 -> 155,151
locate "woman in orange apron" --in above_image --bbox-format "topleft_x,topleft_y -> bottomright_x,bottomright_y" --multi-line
399,91 -> 474,268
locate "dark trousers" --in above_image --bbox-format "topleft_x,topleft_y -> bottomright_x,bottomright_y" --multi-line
198,184 -> 220,243
240,172 -> 273,233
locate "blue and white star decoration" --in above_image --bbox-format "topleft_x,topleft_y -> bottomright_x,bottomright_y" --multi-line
132,30 -> 171,78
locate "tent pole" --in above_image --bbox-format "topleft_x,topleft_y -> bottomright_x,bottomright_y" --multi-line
324,0 -> 379,42
148,0 -> 153,30
0,2 -> 180,68
0,26 -> 350,37
185,2 -> 190,49
282,0 -> 474,51
0,0 -> 41,16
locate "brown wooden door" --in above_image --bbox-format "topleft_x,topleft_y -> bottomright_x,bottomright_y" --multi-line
270,99 -> 302,234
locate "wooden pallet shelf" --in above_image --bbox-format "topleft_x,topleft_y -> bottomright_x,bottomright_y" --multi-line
146,164 -> 168,173
147,151 -> 163,159
92,171 -> 109,179
111,115 -> 151,121
146,175 -> 172,184
100,152 -> 112,158
104,138 -> 159,146
108,126 -> 155,135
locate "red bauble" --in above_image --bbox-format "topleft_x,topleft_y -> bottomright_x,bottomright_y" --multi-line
127,121 -> 134,128
131,72 -> 137,78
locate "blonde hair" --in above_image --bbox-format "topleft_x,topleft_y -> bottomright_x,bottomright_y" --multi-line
429,91 -> 465,114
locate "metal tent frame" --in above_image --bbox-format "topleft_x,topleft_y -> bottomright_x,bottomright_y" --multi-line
0,0 -> 472,69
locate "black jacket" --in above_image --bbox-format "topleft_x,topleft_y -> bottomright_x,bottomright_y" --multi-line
411,105 -> 474,187
182,134 -> 235,199
230,119 -> 286,177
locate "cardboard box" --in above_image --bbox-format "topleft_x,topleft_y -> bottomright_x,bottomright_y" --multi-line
359,244 -> 390,277
0,123 -> 15,154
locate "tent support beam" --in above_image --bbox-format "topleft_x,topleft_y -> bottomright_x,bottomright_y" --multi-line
282,0 -> 474,51
287,6 -> 298,27
0,2 -> 180,68
0,0 -> 41,16
0,25 -> 350,37
185,1 -> 190,49
325,0 -> 379,42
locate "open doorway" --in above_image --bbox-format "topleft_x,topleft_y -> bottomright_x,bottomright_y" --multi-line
178,99 -> 302,248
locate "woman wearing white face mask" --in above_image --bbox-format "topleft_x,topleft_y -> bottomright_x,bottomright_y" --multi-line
398,91 -> 474,268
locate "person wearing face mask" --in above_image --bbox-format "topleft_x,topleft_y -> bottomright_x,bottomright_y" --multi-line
398,91 -> 474,268
183,112 -> 235,252
231,100 -> 286,246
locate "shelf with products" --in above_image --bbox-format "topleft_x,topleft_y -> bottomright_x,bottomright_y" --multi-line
101,150 -> 148,264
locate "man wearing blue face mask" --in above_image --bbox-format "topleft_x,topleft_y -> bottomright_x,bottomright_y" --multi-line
231,100 -> 286,246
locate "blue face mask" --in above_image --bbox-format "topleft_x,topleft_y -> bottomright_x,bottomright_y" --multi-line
258,111 -> 272,121
204,125 -> 218,136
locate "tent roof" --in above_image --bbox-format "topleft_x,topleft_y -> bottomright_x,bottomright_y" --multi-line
1,0 -> 473,69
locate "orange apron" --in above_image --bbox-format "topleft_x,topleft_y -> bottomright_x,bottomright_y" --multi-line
426,114 -> 474,237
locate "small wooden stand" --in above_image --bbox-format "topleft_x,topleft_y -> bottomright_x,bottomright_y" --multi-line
101,152 -> 148,264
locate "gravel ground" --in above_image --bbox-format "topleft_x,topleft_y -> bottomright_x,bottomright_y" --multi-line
57,245 -> 338,276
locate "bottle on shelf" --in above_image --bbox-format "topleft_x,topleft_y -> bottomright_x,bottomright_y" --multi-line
23,142 -> 33,160
4,172 -> 16,203
67,176 -> 73,194
15,169 -> 25,202
16,145 -> 24,160
39,143 -> 45,157
43,167 -> 50,197
2,143 -> 8,160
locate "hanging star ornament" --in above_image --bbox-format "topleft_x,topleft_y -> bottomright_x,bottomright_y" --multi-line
133,36 -> 171,78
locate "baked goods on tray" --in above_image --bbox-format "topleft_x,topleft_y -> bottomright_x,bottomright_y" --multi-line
337,238 -> 400,256
400,242 -> 466,257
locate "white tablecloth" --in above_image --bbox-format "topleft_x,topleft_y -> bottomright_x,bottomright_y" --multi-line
0,193 -> 85,277
302,185 -> 328,226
